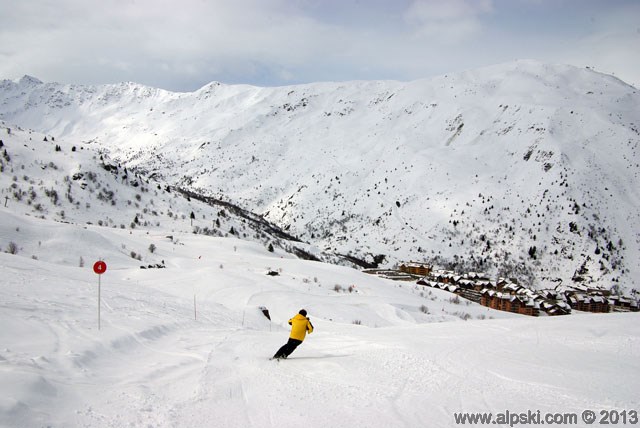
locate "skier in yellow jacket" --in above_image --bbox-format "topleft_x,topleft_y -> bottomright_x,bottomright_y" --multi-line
272,309 -> 314,360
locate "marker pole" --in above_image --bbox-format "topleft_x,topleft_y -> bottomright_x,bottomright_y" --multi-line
93,260 -> 107,331
98,274 -> 101,330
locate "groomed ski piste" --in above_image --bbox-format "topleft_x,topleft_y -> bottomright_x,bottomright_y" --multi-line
1,210 -> 638,428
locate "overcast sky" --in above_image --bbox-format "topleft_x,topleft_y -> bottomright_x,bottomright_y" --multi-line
1,0 -> 639,91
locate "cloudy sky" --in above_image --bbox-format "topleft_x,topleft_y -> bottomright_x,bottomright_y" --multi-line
1,0 -> 639,91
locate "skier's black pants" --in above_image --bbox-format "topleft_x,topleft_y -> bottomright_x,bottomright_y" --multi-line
273,338 -> 303,359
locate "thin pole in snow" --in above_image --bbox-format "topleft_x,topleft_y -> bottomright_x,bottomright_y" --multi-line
93,260 -> 107,331
4,196 -> 8,207
98,274 -> 101,330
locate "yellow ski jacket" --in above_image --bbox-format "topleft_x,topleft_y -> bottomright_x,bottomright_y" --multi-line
288,313 -> 314,341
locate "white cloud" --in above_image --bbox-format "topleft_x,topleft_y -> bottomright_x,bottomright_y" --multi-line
0,0 -> 638,89
403,0 -> 493,43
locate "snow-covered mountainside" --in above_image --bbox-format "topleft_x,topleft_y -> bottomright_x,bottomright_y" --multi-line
0,124 -> 319,267
1,60 -> 639,290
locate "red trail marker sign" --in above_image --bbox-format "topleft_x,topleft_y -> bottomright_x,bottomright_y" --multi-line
93,260 -> 107,275
93,260 -> 107,329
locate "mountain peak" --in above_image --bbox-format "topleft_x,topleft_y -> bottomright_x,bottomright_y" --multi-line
18,75 -> 43,86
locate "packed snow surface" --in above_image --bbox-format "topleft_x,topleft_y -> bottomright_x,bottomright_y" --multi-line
0,212 -> 638,427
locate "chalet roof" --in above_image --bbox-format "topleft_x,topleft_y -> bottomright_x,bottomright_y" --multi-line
576,293 -> 589,301
467,271 -> 490,279
569,294 -> 611,305
548,307 -> 571,315
403,262 -> 430,268
432,269 -> 454,276
503,283 -> 521,292
540,290 -> 560,299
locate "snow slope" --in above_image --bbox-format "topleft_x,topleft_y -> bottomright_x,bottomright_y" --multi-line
1,209 -> 638,428
1,60 -> 639,291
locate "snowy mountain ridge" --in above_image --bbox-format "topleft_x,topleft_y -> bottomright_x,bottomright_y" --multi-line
1,60 -> 639,290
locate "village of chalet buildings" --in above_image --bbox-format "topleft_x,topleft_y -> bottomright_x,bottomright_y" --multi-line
365,263 -> 638,317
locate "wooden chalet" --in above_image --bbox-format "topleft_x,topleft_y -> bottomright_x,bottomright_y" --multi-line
465,272 -> 491,282
399,262 -> 432,277
496,278 -> 509,290
537,300 -> 572,316
608,296 -> 640,312
417,279 -> 459,294
481,290 -> 540,317
567,293 -> 610,313
501,282 -> 525,295
586,285 -> 612,297
429,269 -> 458,284
457,279 -> 475,290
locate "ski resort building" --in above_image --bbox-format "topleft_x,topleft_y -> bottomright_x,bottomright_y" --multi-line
384,265 -> 636,317
566,293 -> 610,313
416,271 -> 569,316
608,295 -> 639,312
398,262 -> 432,277
480,290 -> 540,317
